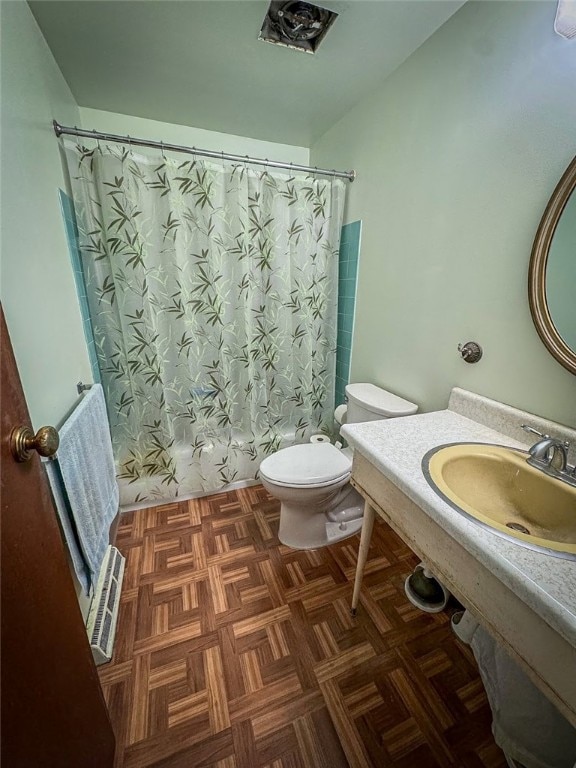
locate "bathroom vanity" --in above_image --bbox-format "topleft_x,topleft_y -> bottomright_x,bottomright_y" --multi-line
342,389 -> 576,726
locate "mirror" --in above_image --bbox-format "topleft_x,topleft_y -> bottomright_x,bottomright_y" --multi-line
529,156 -> 576,375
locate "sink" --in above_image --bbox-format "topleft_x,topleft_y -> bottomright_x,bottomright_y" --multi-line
423,443 -> 576,559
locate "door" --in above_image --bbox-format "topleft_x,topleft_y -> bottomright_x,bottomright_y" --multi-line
1,308 -> 115,767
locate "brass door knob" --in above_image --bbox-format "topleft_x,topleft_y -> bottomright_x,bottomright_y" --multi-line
10,425 -> 59,462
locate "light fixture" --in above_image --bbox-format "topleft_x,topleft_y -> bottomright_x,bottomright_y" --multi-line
555,0 -> 576,39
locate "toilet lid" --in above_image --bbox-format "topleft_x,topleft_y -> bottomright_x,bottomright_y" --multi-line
259,443 -> 352,487
345,383 -> 418,417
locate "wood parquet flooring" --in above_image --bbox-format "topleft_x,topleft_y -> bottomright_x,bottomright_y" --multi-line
100,484 -> 506,768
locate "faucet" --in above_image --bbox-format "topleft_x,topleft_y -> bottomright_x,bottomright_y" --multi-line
521,425 -> 575,486
528,437 -> 568,471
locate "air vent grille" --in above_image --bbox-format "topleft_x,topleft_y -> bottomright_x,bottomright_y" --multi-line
259,1 -> 338,54
86,545 -> 125,666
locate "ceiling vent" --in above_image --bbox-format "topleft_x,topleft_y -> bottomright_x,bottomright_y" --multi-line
258,1 -> 338,54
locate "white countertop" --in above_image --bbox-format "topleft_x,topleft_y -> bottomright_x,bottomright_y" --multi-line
341,409 -> 576,647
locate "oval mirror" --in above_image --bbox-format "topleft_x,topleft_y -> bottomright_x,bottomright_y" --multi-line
529,156 -> 576,375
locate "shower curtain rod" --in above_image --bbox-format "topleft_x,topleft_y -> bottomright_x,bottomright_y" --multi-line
53,121 -> 356,182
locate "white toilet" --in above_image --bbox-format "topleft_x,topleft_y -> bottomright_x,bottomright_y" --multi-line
259,383 -> 418,549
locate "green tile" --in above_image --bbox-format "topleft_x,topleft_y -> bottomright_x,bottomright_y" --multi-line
339,330 -> 351,348
337,345 -> 351,366
347,220 -> 361,241
59,188 -> 102,384
59,190 -> 75,221
338,279 -> 350,298
336,220 -> 361,408
335,385 -> 347,407
335,358 -> 347,380
340,311 -> 354,333
338,296 -> 352,316
347,259 -> 358,282
87,344 -> 102,383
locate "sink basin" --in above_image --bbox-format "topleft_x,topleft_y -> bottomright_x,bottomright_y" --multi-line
423,443 -> 576,559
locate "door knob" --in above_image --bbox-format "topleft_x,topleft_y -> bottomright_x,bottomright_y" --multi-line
10,425 -> 59,462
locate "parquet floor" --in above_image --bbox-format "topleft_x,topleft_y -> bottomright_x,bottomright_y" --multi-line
99,484 -> 506,768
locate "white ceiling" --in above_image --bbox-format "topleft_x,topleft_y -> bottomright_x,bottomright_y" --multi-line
29,0 -> 465,147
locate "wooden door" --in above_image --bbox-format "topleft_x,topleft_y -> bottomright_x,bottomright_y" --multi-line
1,308 -> 115,767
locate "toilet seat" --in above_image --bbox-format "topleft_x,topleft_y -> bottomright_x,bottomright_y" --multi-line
259,443 -> 351,488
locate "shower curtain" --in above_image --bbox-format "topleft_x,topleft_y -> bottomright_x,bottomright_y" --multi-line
63,141 -> 345,504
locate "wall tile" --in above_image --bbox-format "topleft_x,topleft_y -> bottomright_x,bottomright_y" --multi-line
59,190 -> 101,384
335,220 -> 361,405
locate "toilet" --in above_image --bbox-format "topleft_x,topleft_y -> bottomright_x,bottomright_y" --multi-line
259,383 -> 418,549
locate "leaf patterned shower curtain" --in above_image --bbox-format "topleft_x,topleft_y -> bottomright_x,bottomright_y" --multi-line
63,141 -> 345,504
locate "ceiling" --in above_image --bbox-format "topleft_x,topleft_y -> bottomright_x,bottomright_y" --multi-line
29,0 -> 465,147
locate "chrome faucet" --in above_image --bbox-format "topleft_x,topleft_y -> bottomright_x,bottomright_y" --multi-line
521,425 -> 575,486
528,437 -> 568,471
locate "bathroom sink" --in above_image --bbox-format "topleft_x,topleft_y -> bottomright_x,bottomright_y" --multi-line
423,443 -> 576,559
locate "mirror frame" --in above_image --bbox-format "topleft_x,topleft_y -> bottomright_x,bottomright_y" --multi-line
528,155 -> 576,376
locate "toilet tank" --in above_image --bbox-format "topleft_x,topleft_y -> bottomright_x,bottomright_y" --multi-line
345,383 -> 418,423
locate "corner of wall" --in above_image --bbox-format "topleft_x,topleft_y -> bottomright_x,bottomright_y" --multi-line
1,0 -> 92,427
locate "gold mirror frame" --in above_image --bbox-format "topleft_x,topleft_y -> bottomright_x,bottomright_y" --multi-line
528,155 -> 576,376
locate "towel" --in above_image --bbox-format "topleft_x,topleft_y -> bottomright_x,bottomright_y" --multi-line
45,458 -> 92,594
471,624 -> 576,767
50,384 -> 118,594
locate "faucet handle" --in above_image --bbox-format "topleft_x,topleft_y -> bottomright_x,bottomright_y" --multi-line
521,424 -> 549,440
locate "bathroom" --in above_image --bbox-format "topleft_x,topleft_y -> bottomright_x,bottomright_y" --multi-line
1,0 -> 575,765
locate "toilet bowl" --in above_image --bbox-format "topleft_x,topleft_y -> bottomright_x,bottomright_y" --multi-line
259,383 -> 418,549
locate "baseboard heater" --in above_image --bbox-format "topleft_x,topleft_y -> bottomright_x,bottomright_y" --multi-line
86,545 -> 125,665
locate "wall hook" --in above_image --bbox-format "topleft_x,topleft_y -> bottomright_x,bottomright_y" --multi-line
458,341 -> 483,364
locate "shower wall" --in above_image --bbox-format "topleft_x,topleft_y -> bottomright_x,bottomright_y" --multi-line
336,220 -> 361,406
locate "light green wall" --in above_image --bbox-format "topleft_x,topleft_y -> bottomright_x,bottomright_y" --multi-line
79,108 -> 309,166
311,1 -> 576,426
0,0 -> 92,428
0,0 -> 310,434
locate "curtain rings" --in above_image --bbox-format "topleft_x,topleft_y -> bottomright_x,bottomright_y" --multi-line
160,140 -> 167,161
94,129 -> 102,153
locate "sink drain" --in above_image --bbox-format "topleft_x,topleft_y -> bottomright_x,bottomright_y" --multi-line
506,522 -> 530,535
